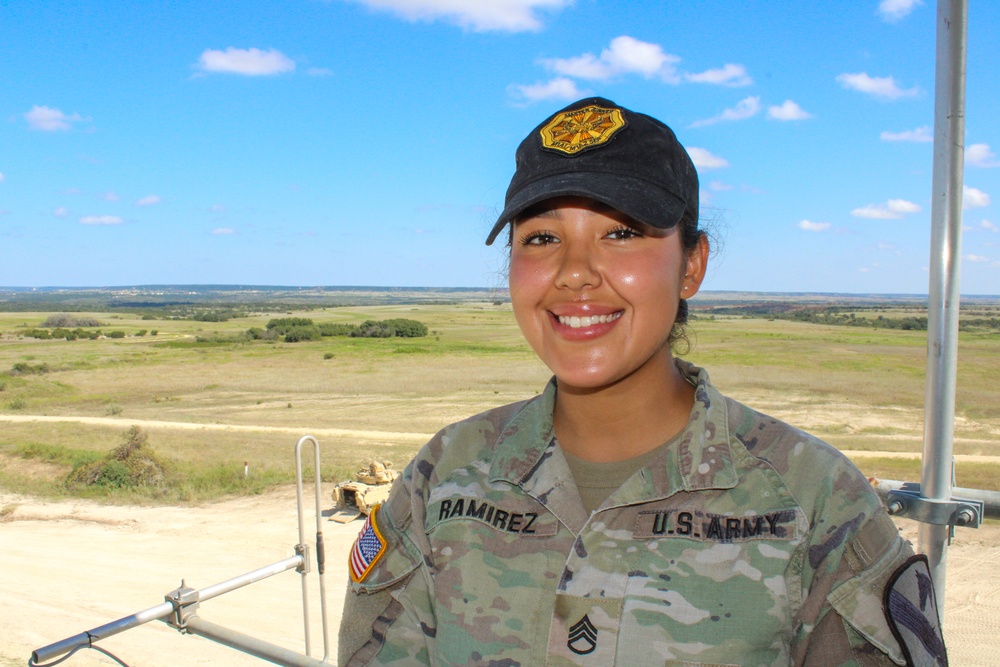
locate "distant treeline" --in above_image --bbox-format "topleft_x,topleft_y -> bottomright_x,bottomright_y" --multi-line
694,304 -> 1000,332
247,317 -> 429,342
0,286 -> 503,311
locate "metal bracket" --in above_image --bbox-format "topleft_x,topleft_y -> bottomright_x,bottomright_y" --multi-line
294,543 -> 311,574
163,581 -> 200,630
887,486 -> 984,529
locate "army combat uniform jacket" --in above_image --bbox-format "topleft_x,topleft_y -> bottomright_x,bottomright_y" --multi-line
341,362 -> 946,666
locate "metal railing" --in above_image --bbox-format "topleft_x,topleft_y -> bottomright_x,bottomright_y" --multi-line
31,435 -> 333,667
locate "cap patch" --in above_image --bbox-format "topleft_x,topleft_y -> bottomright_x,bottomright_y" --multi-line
539,104 -> 626,156
349,504 -> 387,583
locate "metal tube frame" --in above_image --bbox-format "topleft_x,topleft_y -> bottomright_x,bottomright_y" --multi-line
32,435 -> 334,667
294,435 -> 332,662
920,0 -> 968,609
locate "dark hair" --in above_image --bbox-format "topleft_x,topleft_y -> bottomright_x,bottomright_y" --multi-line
668,206 -> 707,354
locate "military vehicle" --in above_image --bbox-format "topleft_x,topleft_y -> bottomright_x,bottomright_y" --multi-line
330,460 -> 399,522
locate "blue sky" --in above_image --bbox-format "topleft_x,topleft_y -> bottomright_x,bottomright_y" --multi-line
1,0 -> 998,294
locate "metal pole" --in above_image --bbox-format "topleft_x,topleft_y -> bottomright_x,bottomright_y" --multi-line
185,617 -> 330,667
921,0 -> 967,608
30,555 -> 304,665
295,435 -> 331,661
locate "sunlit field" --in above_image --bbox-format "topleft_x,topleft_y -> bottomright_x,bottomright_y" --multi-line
2,295 -> 998,502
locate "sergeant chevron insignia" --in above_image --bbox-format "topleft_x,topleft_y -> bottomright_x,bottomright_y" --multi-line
568,614 -> 598,655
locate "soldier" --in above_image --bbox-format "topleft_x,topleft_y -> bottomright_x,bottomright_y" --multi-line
339,98 -> 948,666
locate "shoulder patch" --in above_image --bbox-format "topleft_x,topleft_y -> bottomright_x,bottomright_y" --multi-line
884,555 -> 948,667
349,505 -> 388,583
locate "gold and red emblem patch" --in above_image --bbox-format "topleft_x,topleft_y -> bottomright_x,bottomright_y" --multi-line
539,104 -> 626,155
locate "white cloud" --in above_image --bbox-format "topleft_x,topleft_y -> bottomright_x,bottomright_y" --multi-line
542,36 -> 681,83
306,67 -> 334,77
136,195 -> 161,206
24,105 -> 87,131
981,220 -> 998,232
709,180 -> 732,192
102,192 -> 120,202
198,48 -> 295,76
881,126 -> 932,142
338,0 -> 572,32
878,0 -> 922,22
79,215 -> 124,225
212,227 -> 235,235
0,172 -> 5,183
53,207 -> 68,217
798,220 -> 831,232
686,147 -> 729,170
966,254 -> 990,263
767,100 -> 812,121
967,143 -> 1000,168
851,198 -> 921,219
690,96 -> 761,128
836,72 -> 919,100
963,186 -> 990,209
210,204 -> 226,213
508,77 -> 583,104
685,63 -> 752,87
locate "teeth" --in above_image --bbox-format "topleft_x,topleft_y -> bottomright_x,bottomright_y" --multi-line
557,312 -> 622,328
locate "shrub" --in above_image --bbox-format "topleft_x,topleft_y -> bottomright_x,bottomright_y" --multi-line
11,362 -> 50,376
283,325 -> 322,343
43,314 -> 102,328
323,352 -> 335,360
107,330 -> 126,339
352,320 -> 394,338
266,317 -> 314,334
150,330 -> 158,336
318,322 -> 358,337
66,425 -> 167,490
105,402 -> 123,416
382,318 -> 428,338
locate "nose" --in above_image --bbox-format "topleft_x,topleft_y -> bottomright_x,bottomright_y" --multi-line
554,241 -> 601,291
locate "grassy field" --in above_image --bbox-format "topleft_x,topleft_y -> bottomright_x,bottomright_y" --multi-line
2,298 -> 998,502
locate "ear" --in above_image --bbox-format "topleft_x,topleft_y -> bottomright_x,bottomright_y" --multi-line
680,235 -> 709,299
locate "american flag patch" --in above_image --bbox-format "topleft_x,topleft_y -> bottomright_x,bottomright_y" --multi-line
349,505 -> 387,583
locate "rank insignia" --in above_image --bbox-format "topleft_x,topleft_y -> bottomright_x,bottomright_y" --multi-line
539,104 -> 626,155
568,614 -> 598,655
349,505 -> 387,583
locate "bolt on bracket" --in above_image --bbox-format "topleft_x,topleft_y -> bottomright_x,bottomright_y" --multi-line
163,581 -> 200,630
887,488 -> 984,529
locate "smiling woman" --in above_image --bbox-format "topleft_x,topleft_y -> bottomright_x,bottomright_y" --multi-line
338,98 -> 948,666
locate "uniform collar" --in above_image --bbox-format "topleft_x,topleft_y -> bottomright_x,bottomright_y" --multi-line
488,360 -> 739,501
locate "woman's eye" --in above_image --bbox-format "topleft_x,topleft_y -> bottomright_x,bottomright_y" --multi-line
606,226 -> 642,240
520,231 -> 558,246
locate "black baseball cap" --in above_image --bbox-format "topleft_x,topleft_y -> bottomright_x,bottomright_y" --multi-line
486,97 -> 699,245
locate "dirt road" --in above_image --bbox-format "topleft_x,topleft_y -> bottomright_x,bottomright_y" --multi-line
2,488 -> 998,666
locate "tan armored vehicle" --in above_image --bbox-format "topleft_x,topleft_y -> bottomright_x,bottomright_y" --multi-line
330,460 -> 399,523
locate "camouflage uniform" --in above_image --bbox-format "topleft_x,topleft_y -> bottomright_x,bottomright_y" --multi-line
341,361 -> 944,666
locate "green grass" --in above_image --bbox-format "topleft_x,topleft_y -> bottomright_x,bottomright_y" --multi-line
2,300 -> 999,504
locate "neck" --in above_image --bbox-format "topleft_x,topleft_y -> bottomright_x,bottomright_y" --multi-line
553,355 -> 695,463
